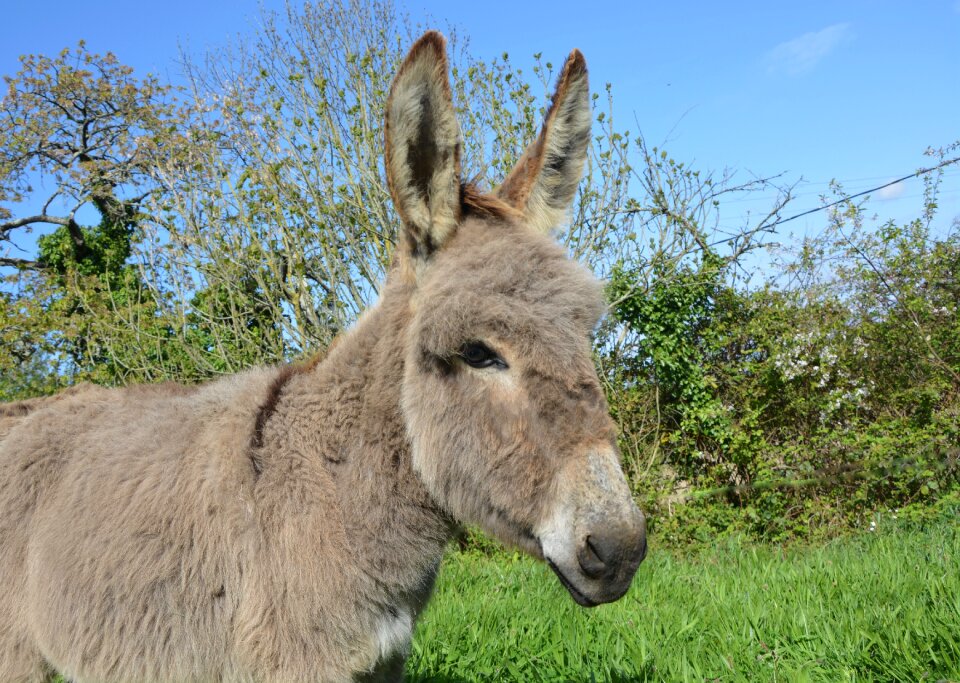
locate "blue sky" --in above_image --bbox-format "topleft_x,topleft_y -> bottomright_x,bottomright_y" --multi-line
4,0 -> 960,250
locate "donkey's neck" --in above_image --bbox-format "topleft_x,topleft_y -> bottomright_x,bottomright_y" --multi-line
260,283 -> 451,600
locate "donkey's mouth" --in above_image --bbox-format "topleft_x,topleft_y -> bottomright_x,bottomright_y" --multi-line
546,559 -> 600,607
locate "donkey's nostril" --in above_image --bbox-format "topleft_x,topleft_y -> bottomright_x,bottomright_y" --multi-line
577,534 -> 610,579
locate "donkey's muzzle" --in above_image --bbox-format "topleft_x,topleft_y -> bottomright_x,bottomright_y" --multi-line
568,514 -> 646,606
578,529 -> 647,582
542,510 -> 647,607
537,449 -> 648,607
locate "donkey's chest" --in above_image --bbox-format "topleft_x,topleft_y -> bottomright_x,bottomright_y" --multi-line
359,605 -> 415,670
350,550 -> 443,675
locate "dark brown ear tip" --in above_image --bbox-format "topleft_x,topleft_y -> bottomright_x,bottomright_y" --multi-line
564,49 -> 588,78
407,30 -> 448,61
392,31 -> 450,96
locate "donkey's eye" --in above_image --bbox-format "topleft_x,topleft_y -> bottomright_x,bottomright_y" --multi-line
459,342 -> 508,370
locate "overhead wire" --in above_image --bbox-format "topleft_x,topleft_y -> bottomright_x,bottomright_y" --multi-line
762,155 -> 960,230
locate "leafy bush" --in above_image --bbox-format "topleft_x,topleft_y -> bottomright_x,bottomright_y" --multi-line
605,148 -> 960,542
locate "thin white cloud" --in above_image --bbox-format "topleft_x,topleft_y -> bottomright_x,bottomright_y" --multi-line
765,23 -> 853,76
876,182 -> 906,201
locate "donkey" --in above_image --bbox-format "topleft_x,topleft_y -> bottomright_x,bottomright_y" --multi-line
0,32 -> 646,682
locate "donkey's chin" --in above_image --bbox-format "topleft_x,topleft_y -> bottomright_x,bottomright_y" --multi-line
545,557 -> 635,607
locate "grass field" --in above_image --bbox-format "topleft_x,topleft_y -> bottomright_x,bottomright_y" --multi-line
407,511 -> 960,682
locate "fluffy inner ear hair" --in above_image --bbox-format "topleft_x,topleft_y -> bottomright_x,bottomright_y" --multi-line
497,50 -> 591,234
384,31 -> 462,277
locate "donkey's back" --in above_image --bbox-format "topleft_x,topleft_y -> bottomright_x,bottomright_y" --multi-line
0,383 -> 102,442
0,369 -> 282,682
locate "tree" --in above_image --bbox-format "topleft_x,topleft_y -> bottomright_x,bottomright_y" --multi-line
0,43 -> 191,396
0,41 -> 182,270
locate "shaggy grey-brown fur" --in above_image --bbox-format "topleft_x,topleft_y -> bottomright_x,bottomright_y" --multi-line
0,31 -> 646,683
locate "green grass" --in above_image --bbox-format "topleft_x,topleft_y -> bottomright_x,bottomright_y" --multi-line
408,512 -> 960,682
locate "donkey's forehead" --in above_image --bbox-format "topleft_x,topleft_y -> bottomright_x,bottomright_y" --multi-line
417,218 -> 607,332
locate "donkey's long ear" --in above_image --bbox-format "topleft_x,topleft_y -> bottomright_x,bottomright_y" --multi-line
385,31 -> 462,276
497,50 -> 591,234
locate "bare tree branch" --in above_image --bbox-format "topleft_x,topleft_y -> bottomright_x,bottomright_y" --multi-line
1,213 -> 72,237
0,256 -> 44,270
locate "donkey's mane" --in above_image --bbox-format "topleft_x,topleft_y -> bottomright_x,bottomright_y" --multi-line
460,181 -> 520,220
250,350 -> 329,454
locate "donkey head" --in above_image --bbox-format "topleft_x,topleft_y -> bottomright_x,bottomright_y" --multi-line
386,32 -> 646,606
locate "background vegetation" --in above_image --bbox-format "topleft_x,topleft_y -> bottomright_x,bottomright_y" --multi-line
2,0 -> 958,546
